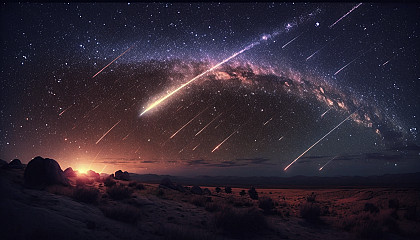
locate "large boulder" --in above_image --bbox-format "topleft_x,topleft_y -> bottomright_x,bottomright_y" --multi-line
24,156 -> 69,188
191,185 -> 203,195
0,159 -> 7,167
8,159 -> 24,169
114,170 -> 130,181
87,170 -> 101,181
64,167 -> 77,177
159,177 -> 176,190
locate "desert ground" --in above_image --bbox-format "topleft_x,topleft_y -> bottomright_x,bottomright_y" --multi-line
1,165 -> 419,240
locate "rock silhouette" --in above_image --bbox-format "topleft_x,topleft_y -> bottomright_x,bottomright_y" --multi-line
114,170 -> 130,181
7,159 -> 24,169
24,156 -> 69,188
64,167 -> 77,177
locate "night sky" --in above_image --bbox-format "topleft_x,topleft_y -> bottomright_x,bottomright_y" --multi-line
1,2 -> 419,177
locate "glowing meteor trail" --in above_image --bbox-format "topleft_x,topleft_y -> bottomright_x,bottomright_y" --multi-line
282,32 -> 304,49
320,108 -> 331,118
212,128 -> 240,153
329,3 -> 363,29
170,107 -> 209,139
284,109 -> 358,171
59,105 -> 73,116
306,36 -> 340,61
263,117 -> 273,126
92,45 -> 135,78
334,58 -> 358,75
195,112 -> 224,136
140,42 -> 261,116
95,119 -> 121,144
319,156 -> 337,171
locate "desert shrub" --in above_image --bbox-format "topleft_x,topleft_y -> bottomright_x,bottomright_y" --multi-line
128,181 -> 137,187
73,186 -> 99,204
300,202 -> 321,221
75,176 -> 94,186
214,207 -> 268,236
101,204 -> 141,223
248,186 -> 258,200
205,202 -> 224,212
357,219 -> 383,239
203,188 -> 211,195
136,183 -> 145,190
404,206 -> 417,221
306,192 -> 317,202
364,203 -> 379,213
239,190 -> 246,197
225,186 -> 232,194
103,176 -> 116,187
215,187 -> 221,193
191,196 -> 207,207
388,199 -> 399,209
191,185 -> 203,195
259,197 -> 275,213
106,185 -> 132,200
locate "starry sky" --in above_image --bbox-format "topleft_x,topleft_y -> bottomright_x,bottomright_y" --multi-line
1,2 -> 419,177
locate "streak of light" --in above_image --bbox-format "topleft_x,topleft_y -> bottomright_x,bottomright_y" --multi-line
59,105 -> 73,116
334,58 -> 358,75
212,125 -> 243,153
321,108 -> 331,118
319,156 -> 337,171
306,35 -> 340,61
88,146 -> 104,170
382,60 -> 390,66
95,119 -> 121,144
122,133 -> 131,141
135,145 -> 142,153
170,107 -> 209,139
334,46 -> 374,75
99,165 -> 108,174
175,106 -> 184,112
284,109 -> 359,171
192,143 -> 200,151
282,32 -> 304,49
329,3 -> 363,29
279,136 -> 284,141
92,44 -> 135,78
195,112 -> 224,136
83,104 -> 100,119
263,117 -> 273,126
140,41 -> 261,116
214,120 -> 224,129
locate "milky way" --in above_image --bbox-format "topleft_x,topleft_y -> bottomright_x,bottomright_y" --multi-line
1,3 -> 419,176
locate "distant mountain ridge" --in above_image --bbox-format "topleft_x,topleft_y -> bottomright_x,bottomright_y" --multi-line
130,172 -> 420,188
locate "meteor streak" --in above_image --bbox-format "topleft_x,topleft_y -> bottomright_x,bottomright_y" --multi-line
59,105 -> 73,116
282,32 -> 304,49
306,35 -> 340,61
263,117 -> 273,126
284,109 -> 359,171
95,119 -> 121,144
170,107 -> 209,139
192,143 -> 200,151
195,112 -> 223,136
320,108 -> 331,118
334,46 -> 374,75
329,3 -> 363,29
212,128 -> 240,153
92,44 -> 135,78
319,156 -> 337,171
139,39 -> 269,116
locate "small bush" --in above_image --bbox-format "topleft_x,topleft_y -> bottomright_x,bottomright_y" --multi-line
215,187 -> 221,193
103,177 -> 116,187
306,192 -> 316,202
106,185 -> 132,200
136,183 -> 145,190
248,186 -> 258,200
73,186 -> 99,204
191,196 -> 206,207
388,199 -> 399,209
128,181 -> 137,187
239,190 -> 246,197
75,176 -> 94,186
214,207 -> 267,236
364,203 -> 379,214
225,186 -> 232,194
101,205 -> 141,223
259,197 -> 275,213
300,202 -> 321,221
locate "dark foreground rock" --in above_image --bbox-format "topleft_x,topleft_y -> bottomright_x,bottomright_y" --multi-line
24,156 -> 69,188
6,159 -> 24,169
114,170 -> 130,181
